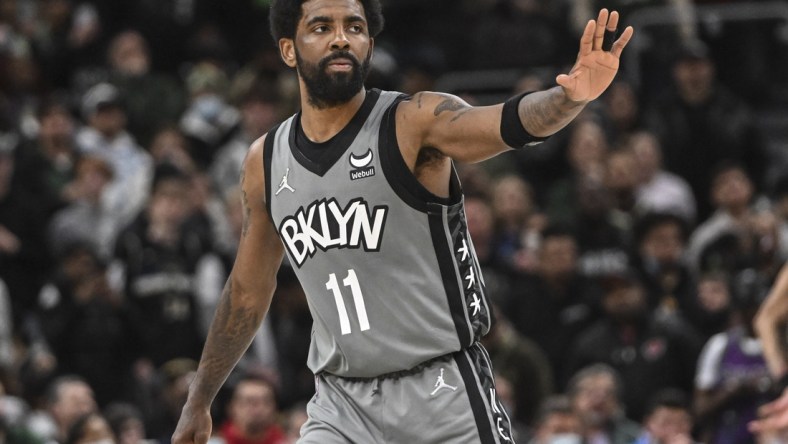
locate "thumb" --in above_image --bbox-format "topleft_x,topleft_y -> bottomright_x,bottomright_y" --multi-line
556,73 -> 572,89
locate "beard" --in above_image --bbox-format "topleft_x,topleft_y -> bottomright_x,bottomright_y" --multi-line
296,49 -> 371,109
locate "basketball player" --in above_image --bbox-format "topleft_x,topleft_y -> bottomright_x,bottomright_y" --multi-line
172,1 -> 633,442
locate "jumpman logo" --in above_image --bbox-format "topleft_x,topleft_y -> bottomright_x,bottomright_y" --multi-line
430,368 -> 457,396
276,168 -> 295,195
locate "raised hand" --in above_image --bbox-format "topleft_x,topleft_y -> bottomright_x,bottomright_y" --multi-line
556,9 -> 634,103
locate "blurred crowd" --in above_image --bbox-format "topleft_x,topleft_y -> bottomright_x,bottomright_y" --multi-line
1,0 -> 788,443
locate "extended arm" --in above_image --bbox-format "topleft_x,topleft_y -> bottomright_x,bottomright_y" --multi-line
172,136 -> 285,444
397,9 -> 633,165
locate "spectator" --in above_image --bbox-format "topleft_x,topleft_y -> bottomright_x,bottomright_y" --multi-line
211,86 -> 281,198
26,376 -> 96,444
631,212 -> 696,320
36,242 -> 136,407
645,40 -> 764,220
687,162 -> 772,276
107,30 -> 185,147
103,403 -> 148,444
179,62 -> 240,168
14,99 -> 80,216
629,131 -> 696,224
509,225 -> 600,388
693,272 -> 735,341
635,388 -> 697,444
140,358 -> 196,443
567,364 -> 641,444
111,164 -> 208,366
76,82 -> 154,233
46,156 -> 117,259
602,80 -> 642,148
64,412 -> 115,444
604,145 -> 640,215
481,304 -> 554,426
694,282 -> 772,444
217,375 -> 286,444
489,175 -> 538,272
281,404 -> 306,444
528,395 -> 584,444
0,132 -> 50,328
566,269 -> 702,420
464,195 -> 517,304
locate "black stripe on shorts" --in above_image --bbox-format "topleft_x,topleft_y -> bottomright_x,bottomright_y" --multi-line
455,348 -> 498,444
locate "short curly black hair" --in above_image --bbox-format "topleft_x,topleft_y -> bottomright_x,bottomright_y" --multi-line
269,0 -> 384,42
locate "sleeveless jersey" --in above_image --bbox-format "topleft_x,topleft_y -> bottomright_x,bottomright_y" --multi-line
264,89 -> 492,377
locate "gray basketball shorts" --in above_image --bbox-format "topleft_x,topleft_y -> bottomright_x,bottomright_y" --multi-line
297,342 -> 516,444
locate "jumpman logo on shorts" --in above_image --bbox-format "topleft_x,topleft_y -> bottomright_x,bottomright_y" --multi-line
276,168 -> 295,195
430,368 -> 457,396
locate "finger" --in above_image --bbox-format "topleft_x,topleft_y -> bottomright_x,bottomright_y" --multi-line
611,26 -> 634,58
594,9 -> 609,51
603,11 -> 619,51
607,10 -> 620,31
579,19 -> 595,56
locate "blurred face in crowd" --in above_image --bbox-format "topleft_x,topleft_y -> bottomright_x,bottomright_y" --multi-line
464,197 -> 495,248
229,380 -> 278,437
640,221 -> 684,266
711,167 -> 752,212
39,106 -> 75,150
74,414 -> 115,444
241,98 -> 279,140
673,57 -> 715,105
644,406 -> 692,444
51,381 -> 97,432
629,132 -> 662,182
605,149 -> 639,193
535,411 -> 584,444
697,275 -> 731,313
604,81 -> 638,131
89,105 -> 127,139
148,177 -> 191,228
109,31 -> 150,76
149,128 -> 195,173
492,176 -> 533,229
602,281 -> 647,323
538,235 -> 577,281
571,372 -> 619,428
567,120 -> 607,178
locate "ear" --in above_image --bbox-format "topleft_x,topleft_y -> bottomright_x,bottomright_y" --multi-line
279,38 -> 297,68
369,37 -> 375,62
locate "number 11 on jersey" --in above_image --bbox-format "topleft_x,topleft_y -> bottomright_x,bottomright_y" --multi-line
325,269 -> 370,335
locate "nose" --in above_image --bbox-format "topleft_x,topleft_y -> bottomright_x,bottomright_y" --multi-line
330,28 -> 350,51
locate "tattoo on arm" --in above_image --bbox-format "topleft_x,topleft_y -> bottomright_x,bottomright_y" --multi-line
520,87 -> 585,135
192,279 -> 264,404
240,166 -> 251,237
434,98 -> 469,117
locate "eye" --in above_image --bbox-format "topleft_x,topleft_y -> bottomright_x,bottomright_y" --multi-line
313,25 -> 329,33
348,24 -> 363,33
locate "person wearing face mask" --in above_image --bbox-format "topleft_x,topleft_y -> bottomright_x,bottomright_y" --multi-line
64,412 -> 116,444
528,395 -> 586,444
565,270 -> 702,421
635,389 -> 697,444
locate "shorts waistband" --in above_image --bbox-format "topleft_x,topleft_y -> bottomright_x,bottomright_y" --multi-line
322,351 -> 456,382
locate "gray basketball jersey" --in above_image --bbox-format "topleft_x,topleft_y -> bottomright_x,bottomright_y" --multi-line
264,89 -> 491,378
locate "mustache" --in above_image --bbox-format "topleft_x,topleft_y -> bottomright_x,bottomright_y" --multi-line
319,51 -> 361,69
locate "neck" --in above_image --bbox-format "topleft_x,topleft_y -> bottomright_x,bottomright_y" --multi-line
299,88 -> 366,143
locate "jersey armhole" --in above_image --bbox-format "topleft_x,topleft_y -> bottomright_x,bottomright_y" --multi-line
378,95 -> 463,213
263,122 -> 283,229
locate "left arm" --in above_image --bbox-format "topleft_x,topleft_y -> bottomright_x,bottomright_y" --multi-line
398,9 -> 633,165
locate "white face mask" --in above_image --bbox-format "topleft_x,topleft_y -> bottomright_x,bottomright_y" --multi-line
548,433 -> 583,444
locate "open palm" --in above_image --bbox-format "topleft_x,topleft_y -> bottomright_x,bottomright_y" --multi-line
557,9 -> 634,103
